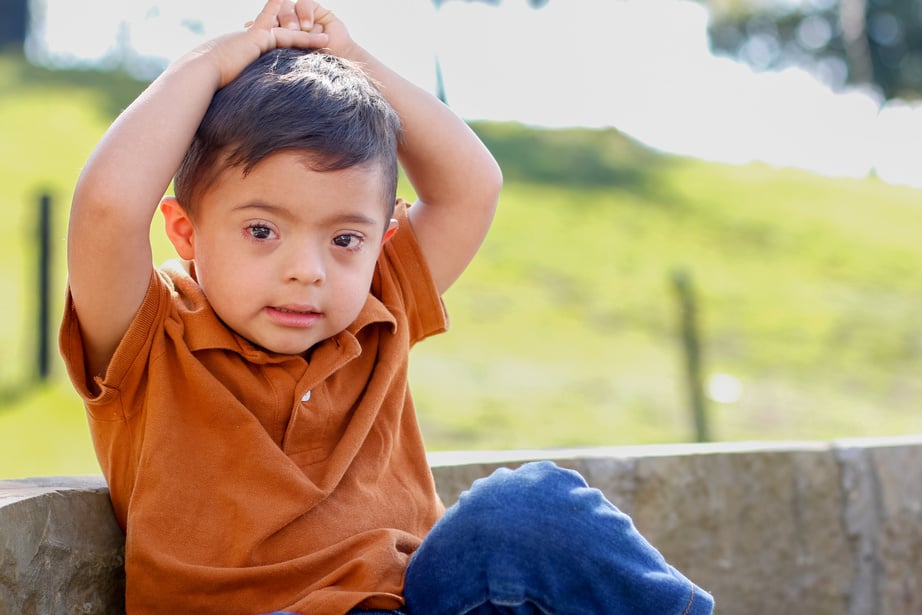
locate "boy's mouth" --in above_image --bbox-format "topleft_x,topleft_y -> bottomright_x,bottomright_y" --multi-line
275,307 -> 316,314
266,305 -> 322,327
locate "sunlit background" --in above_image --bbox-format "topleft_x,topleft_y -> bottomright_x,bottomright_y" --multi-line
2,0 -> 922,477
23,0 -> 922,185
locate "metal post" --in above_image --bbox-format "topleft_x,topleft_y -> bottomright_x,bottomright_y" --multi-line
671,268 -> 711,442
435,55 -> 447,104
36,192 -> 52,381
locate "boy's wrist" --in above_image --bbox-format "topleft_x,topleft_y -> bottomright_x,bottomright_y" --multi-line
169,40 -> 235,93
339,41 -> 369,65
186,33 -> 266,90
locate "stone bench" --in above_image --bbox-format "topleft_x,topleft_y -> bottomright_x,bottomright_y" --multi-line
3,436 -> 922,614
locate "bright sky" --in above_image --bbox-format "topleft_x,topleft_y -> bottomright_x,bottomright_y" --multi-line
28,0 -> 922,188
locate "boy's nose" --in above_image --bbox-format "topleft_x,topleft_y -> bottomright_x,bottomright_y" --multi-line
286,244 -> 325,285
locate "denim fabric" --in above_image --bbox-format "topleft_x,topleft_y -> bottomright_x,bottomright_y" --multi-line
271,611 -> 405,614
270,461 -> 714,615
402,461 -> 714,615
268,609 -> 406,614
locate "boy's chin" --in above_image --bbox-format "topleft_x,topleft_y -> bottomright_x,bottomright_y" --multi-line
257,340 -> 317,357
241,332 -> 320,357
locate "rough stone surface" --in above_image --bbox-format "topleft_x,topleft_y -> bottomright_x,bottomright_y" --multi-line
4,437 -> 922,614
626,443 -> 853,615
0,476 -> 124,615
852,438 -> 922,615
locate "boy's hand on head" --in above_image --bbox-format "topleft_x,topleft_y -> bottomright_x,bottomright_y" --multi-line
277,0 -> 321,33
291,1 -> 359,60
205,0 -> 330,87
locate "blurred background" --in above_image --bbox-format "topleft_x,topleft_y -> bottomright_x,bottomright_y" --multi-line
1,0 -> 921,477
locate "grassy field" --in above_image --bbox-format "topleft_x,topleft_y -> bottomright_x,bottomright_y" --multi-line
2,53 -> 922,478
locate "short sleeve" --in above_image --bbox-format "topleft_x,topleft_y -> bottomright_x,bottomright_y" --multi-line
59,268 -> 169,409
376,200 -> 448,345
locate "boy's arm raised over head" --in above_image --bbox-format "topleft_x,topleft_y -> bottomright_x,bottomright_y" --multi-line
67,0 -> 329,380
310,5 -> 503,295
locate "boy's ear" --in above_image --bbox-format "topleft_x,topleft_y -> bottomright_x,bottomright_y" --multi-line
381,218 -> 399,245
160,197 -> 196,260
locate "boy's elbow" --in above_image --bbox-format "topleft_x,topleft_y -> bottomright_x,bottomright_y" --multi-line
71,180 -> 124,230
72,165 -> 121,214
70,176 -> 155,246
474,164 -> 501,235
481,156 -> 503,208
490,158 -> 504,194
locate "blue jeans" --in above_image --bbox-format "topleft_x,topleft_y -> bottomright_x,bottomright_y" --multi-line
285,461 -> 714,615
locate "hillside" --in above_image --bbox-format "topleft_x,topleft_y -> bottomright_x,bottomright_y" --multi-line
413,122 -> 922,448
2,53 -> 922,476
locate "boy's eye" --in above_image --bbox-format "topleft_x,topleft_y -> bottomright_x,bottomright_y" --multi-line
332,233 -> 364,250
247,224 -> 275,240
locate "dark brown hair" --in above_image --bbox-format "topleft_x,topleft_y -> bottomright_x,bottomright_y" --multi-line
174,48 -> 401,219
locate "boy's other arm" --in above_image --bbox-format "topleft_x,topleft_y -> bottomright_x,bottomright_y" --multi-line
378,53 -> 503,295
67,0 -> 328,380
310,7 -> 503,294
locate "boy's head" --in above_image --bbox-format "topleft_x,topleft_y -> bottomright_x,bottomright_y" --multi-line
174,48 -> 401,221
162,49 -> 404,356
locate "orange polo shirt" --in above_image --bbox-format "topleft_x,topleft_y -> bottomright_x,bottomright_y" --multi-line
60,203 -> 447,615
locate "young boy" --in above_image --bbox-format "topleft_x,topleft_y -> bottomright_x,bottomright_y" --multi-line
61,1 -> 714,614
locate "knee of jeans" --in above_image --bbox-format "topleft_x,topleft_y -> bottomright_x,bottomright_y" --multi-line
446,461 -> 595,535
468,461 -> 587,506
408,462 -> 588,586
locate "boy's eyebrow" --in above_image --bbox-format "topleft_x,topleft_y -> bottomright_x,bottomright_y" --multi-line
232,202 -> 380,227
320,212 -> 381,228
231,202 -> 291,217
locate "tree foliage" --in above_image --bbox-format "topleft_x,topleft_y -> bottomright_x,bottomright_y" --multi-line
431,0 -> 922,98
0,0 -> 29,49
706,0 -> 922,99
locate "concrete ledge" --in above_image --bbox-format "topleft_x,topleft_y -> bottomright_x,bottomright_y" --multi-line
3,436 -> 922,614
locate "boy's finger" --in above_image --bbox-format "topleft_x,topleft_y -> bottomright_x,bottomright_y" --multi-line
253,0 -> 284,30
311,2 -> 336,28
295,0 -> 315,30
272,28 -> 328,49
277,0 -> 301,30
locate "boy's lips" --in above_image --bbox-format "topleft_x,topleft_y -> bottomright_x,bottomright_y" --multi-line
266,305 -> 322,328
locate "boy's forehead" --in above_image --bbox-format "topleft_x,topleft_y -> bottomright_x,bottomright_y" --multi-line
204,151 -> 394,221
270,152 -> 390,205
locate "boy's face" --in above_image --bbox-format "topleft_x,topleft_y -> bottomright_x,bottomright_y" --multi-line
163,151 -> 396,356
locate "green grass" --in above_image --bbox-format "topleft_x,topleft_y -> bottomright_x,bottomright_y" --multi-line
2,53 -> 922,478
409,150 -> 922,450
0,381 -> 99,477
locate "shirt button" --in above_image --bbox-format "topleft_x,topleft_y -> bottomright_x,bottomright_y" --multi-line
301,390 -> 312,402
